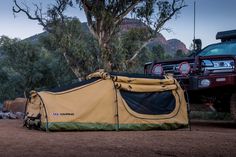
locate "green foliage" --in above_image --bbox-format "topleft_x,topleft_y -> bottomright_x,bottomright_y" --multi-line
128,45 -> 173,73
108,28 -> 171,73
0,36 -> 75,102
151,45 -> 166,60
175,49 -> 187,58
121,28 -> 150,59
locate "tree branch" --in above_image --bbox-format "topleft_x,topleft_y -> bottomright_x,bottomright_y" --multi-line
126,38 -> 154,63
114,1 -> 140,25
13,0 -> 49,31
80,0 -> 98,39
154,0 -> 186,33
127,0 -> 187,63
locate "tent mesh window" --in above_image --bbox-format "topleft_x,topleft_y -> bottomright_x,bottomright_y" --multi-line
49,78 -> 100,92
110,72 -> 165,79
120,90 -> 176,115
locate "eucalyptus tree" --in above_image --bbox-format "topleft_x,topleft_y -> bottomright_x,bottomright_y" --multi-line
13,0 -> 186,73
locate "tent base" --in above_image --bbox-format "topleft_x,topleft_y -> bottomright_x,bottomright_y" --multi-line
41,122 -> 188,131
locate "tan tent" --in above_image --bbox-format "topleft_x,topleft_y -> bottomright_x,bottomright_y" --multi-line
25,71 -> 189,131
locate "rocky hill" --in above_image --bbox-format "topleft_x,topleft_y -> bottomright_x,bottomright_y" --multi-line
120,18 -> 188,55
167,39 -> 188,54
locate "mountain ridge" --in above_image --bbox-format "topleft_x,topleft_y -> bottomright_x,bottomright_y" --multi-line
24,18 -> 189,55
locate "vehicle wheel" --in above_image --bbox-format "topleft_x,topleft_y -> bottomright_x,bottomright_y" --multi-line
230,93 -> 236,122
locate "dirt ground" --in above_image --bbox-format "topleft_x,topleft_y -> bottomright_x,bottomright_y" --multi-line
0,120 -> 235,157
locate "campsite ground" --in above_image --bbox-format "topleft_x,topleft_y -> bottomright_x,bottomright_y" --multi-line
0,120 -> 235,157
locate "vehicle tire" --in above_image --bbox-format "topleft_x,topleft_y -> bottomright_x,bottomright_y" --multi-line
230,93 -> 236,122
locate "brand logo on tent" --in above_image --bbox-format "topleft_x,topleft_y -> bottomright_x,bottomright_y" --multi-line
52,113 -> 74,116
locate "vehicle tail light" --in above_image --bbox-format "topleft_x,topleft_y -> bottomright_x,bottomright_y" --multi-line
152,64 -> 163,75
179,62 -> 191,76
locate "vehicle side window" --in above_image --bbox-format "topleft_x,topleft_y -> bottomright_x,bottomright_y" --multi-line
198,42 -> 236,56
230,44 -> 236,54
207,46 -> 224,55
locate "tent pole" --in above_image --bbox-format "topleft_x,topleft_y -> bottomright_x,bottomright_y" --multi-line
112,81 -> 120,131
37,94 -> 49,132
23,98 -> 29,127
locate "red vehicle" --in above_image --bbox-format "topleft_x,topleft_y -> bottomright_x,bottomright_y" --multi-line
145,30 -> 236,121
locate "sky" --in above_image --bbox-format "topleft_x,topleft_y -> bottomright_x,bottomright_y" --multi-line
0,0 -> 236,48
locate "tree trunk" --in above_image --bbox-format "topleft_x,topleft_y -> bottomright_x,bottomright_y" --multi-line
63,52 -> 82,81
101,48 -> 112,72
99,40 -> 112,72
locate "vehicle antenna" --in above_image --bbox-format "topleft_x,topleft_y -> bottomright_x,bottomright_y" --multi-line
193,1 -> 196,50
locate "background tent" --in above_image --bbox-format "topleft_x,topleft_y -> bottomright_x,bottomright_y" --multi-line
3,98 -> 27,113
25,71 -> 189,131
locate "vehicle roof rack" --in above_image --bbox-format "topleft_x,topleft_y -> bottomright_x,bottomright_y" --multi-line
216,30 -> 236,42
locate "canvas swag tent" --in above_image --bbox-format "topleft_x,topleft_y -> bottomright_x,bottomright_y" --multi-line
25,71 -> 189,131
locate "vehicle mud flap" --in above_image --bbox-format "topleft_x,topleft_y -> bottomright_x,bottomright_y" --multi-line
185,90 -> 191,131
230,93 -> 236,122
178,80 -> 191,131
